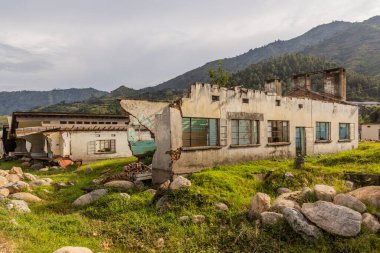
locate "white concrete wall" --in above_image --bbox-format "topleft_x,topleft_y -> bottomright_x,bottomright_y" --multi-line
361,124 -> 380,140
152,83 -> 359,184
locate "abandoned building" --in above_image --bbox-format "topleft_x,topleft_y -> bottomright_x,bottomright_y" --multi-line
360,123 -> 380,141
3,112 -> 132,163
120,67 -> 359,184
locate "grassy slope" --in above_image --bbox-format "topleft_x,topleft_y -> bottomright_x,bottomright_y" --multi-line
0,144 -> 379,252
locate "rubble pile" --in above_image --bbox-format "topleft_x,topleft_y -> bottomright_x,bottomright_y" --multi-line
102,162 -> 152,183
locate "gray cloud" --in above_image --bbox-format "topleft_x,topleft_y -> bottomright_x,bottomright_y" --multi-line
0,0 -> 379,91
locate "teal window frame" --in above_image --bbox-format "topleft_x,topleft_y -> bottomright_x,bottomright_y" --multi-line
182,117 -> 219,147
316,122 -> 330,141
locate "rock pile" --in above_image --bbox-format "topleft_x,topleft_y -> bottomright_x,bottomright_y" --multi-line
0,167 -> 48,213
250,184 -> 380,239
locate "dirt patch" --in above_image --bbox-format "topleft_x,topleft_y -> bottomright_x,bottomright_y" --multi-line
0,235 -> 13,253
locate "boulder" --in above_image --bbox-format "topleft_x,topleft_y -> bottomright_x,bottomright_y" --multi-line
277,188 -> 292,194
314,184 -> 336,202
9,166 -> 23,175
72,189 -> 108,207
29,179 -> 51,187
301,201 -> 362,237
119,193 -> 130,199
6,200 -> 30,213
6,174 -> 20,183
9,192 -> 42,203
42,178 -> 53,184
53,246 -> 93,253
215,202 -> 229,212
169,176 -> 191,190
104,180 -> 134,190
156,196 -> 170,213
0,170 -> 9,177
30,163 -> 44,170
249,192 -> 271,219
39,168 -> 49,172
0,176 -> 8,187
0,188 -> 10,197
362,213 -> 380,233
271,194 -> 301,212
192,215 -> 206,224
282,207 -> 322,240
349,186 -> 380,209
333,193 -> 366,213
345,180 -> 354,190
261,211 -> 284,225
23,173 -> 37,181
5,181 -> 30,194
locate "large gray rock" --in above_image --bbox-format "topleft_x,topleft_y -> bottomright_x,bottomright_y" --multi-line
6,200 -> 30,213
72,189 -> 108,207
53,246 -> 93,253
0,188 -> 10,197
30,163 -> 44,170
333,193 -> 366,213
362,213 -> 380,233
301,201 -> 362,237
249,192 -> 271,219
349,186 -> 380,209
0,176 -> 8,187
9,192 -> 42,203
271,192 -> 301,212
169,176 -> 191,190
23,173 -> 37,181
6,174 -> 20,183
261,211 -> 284,225
5,181 -> 30,194
314,184 -> 336,202
29,179 -> 51,187
9,166 -> 23,175
104,180 -> 134,190
282,207 -> 322,240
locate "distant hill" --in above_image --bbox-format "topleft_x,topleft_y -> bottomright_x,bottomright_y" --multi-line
0,88 -> 107,115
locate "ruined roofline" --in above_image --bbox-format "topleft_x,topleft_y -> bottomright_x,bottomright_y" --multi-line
292,67 -> 345,78
12,111 -> 129,119
117,98 -> 173,103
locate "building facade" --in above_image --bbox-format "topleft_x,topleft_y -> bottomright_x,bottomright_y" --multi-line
361,123 -> 380,141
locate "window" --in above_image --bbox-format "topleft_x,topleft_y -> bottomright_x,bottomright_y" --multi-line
60,121 -> 67,124
42,121 -> 50,124
242,98 -> 249,104
182,118 -> 219,147
275,100 -> 281,106
339,123 -> 350,140
267,120 -> 289,143
231,120 -> 259,145
212,95 -> 219,102
68,121 -> 75,124
99,122 -> 105,124
84,122 -> 90,124
112,122 -> 118,125
91,122 -> 98,125
316,122 -> 330,141
76,121 -> 83,124
96,140 -> 116,153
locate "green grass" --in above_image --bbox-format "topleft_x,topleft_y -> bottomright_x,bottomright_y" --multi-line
0,143 -> 379,252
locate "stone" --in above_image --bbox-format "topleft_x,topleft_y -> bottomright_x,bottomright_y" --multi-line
84,168 -> 93,174
277,188 -> 292,194
72,189 -> 108,207
156,196 -> 170,213
155,238 -> 165,249
271,193 -> 301,212
300,187 -> 313,199
192,215 -> 206,224
0,176 -> 8,187
301,201 -> 362,237
282,207 -> 322,240
104,180 -> 134,190
55,182 -> 68,189
178,216 -> 190,222
6,200 -> 30,213
345,180 -> 354,190
362,213 -> 380,233
134,180 -> 145,190
39,168 -> 49,172
159,180 -> 170,190
145,189 -> 157,195
6,174 -> 20,183
0,188 -> 10,197
30,163 -> 44,170
29,179 -> 51,187
53,246 -> 93,253
261,211 -> 284,225
249,192 -> 271,219
215,202 -> 229,212
333,193 -> 366,213
0,170 -> 8,176
23,173 -> 37,181
348,186 -> 380,209
9,192 -> 42,203
169,176 -> 191,190
9,167 -> 23,175
42,178 -> 53,184
5,181 -> 30,193
284,172 -> 294,178
314,184 -> 336,202
119,193 -> 131,199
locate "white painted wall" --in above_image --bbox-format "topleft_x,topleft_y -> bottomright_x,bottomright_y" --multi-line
361,124 -> 380,140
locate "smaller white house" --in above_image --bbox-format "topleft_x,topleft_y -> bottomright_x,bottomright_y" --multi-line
6,112 -> 132,163
361,123 -> 380,141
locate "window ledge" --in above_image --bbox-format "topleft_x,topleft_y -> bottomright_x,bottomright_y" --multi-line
338,139 -> 351,143
94,152 -> 116,154
267,142 -> 291,147
181,146 -> 223,151
315,140 -> 332,143
230,144 -> 260,148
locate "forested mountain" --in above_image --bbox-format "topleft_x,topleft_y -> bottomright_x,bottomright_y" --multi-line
0,88 -> 107,115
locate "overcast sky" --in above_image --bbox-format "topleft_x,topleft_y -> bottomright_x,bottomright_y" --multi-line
0,0 -> 379,92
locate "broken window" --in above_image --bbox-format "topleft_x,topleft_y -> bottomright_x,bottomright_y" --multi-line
231,120 -> 259,145
212,96 -> 220,102
88,139 -> 116,153
339,123 -> 350,140
267,120 -> 289,143
182,117 -> 219,147
316,122 -> 330,141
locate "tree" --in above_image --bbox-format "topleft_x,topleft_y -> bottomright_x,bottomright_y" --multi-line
208,60 -> 229,87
